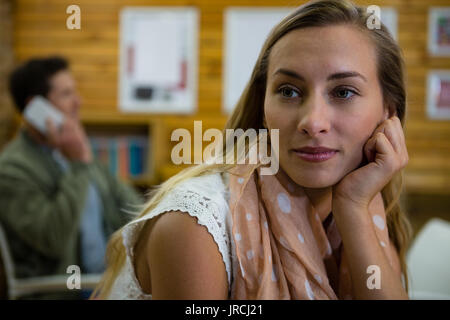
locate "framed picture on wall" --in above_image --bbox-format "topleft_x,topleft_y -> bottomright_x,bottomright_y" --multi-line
380,7 -> 397,41
428,8 -> 450,56
119,7 -> 198,114
223,7 -> 293,114
427,71 -> 450,119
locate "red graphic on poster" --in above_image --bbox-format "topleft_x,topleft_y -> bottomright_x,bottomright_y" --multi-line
437,16 -> 450,47
437,79 -> 450,108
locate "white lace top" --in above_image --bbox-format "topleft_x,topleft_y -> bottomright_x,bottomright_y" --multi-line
107,172 -> 234,300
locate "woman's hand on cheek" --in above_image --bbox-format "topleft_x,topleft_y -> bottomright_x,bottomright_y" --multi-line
332,116 -> 409,209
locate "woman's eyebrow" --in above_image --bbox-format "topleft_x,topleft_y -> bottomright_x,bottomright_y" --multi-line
273,68 -> 367,82
327,71 -> 367,82
273,68 -> 305,81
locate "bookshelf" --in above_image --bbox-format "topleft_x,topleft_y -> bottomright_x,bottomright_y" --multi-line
80,112 -> 229,188
81,113 -> 167,188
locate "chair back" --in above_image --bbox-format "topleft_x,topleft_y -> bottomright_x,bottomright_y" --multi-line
0,222 -> 16,298
407,218 -> 450,299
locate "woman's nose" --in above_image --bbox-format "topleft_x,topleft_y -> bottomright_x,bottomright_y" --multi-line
297,96 -> 331,137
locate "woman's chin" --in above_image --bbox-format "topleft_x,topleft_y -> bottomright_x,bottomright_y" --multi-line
288,172 -> 341,189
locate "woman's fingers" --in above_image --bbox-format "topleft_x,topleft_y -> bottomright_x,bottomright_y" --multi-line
382,119 -> 401,153
364,134 -> 377,162
376,131 -> 409,176
374,132 -> 395,162
366,116 -> 408,166
385,116 -> 409,167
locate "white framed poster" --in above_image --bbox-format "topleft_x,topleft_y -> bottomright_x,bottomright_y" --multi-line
428,7 -> 450,56
119,7 -> 198,114
427,70 -> 450,119
223,7 -> 293,114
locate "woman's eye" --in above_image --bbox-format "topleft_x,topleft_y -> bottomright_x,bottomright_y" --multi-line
334,88 -> 357,99
279,86 -> 299,99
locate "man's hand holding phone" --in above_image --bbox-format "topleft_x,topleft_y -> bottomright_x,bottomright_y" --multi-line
24,95 -> 92,163
46,116 -> 93,164
333,115 -> 409,209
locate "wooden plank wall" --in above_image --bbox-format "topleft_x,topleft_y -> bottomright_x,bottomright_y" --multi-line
0,0 -> 18,151
11,0 -> 450,194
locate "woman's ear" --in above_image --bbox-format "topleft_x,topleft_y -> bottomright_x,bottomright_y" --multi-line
383,104 -> 397,121
383,108 -> 389,121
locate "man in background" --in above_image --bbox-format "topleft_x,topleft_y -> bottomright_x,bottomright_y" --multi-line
0,56 -> 143,298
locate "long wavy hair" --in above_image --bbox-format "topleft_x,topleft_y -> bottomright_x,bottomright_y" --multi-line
93,0 -> 412,298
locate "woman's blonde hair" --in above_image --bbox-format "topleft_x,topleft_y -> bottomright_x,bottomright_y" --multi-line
93,0 -> 412,298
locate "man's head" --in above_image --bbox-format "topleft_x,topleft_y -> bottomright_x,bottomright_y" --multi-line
8,56 -> 81,119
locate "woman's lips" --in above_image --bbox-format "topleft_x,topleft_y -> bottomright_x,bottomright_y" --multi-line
292,147 -> 338,162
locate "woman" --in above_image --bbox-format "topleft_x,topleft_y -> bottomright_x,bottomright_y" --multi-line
94,0 -> 411,300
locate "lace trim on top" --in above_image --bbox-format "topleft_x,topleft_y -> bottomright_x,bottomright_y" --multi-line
107,173 -> 232,300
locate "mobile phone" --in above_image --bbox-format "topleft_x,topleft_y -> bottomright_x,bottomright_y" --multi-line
23,96 -> 65,135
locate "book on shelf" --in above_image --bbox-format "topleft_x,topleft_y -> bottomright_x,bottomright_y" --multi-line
89,135 -> 149,181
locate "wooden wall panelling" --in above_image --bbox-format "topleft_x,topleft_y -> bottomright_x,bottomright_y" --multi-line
12,0 -> 450,192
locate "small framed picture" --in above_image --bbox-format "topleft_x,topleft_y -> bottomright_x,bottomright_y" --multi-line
119,7 -> 199,114
427,71 -> 450,119
428,8 -> 450,56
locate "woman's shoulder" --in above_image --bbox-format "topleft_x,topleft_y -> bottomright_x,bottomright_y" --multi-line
120,171 -> 233,289
143,209 -> 230,298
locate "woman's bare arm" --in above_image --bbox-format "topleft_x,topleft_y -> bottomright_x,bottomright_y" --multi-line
146,211 -> 229,299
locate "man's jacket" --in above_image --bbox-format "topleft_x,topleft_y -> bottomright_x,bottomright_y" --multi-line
0,130 -> 143,278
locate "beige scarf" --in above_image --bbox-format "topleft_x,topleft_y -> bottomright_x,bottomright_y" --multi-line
228,165 -> 394,300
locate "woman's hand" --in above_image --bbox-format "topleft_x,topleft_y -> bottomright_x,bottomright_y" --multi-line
332,116 -> 408,209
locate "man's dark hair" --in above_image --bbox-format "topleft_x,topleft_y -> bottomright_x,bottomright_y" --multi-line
8,56 -> 69,113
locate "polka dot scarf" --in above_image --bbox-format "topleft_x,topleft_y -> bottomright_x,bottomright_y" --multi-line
228,165 -> 394,300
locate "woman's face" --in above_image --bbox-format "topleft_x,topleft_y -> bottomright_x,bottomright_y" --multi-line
264,25 -> 389,188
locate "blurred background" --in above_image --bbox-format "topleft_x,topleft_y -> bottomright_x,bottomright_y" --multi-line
0,0 -> 449,299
